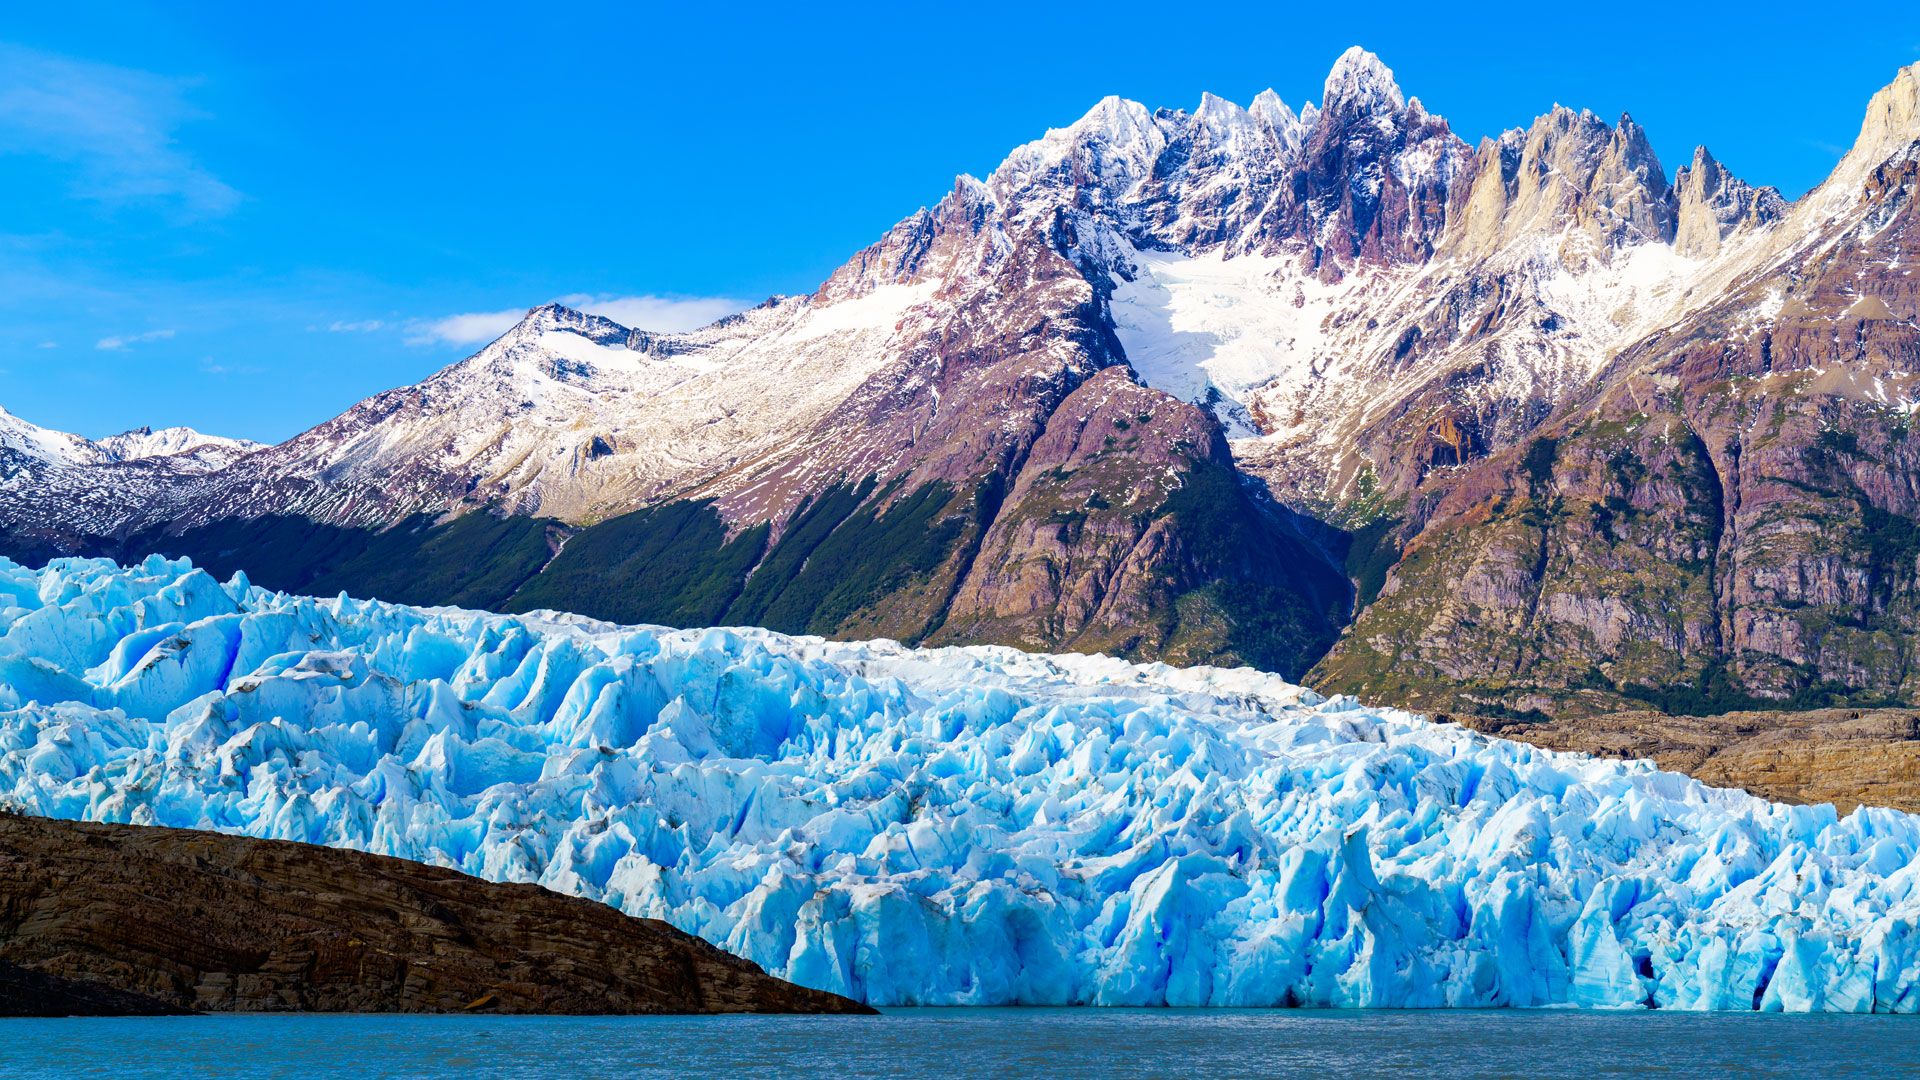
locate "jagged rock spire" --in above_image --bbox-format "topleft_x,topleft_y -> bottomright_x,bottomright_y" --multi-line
1673,145 -> 1785,258
1440,106 -> 1680,262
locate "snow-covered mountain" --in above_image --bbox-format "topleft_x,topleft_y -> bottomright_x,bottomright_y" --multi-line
0,409 -> 263,563
0,49 -> 1796,535
4,50 -> 1919,711
0,407 -> 258,470
94,425 -> 262,466
0,405 -> 255,468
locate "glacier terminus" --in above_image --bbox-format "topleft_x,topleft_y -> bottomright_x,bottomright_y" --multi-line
3,556 -> 1919,1011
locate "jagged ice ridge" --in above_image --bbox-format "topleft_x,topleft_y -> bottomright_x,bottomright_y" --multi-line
5,556 -> 1920,1010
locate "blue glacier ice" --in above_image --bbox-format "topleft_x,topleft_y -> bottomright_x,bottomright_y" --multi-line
4,555 -> 1920,1010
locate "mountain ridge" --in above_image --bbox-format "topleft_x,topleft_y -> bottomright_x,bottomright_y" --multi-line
5,51 -> 1920,711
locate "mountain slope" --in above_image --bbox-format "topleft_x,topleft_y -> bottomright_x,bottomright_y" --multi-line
1313,63 -> 1920,714
3,52 -> 1919,706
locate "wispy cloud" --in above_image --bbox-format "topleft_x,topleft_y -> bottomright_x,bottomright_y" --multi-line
199,356 -> 261,375
405,309 -> 526,347
0,43 -> 238,217
95,328 -> 174,350
406,294 -> 748,349
325,319 -> 386,333
556,294 -> 746,332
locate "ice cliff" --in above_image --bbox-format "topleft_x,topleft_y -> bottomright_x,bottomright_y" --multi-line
4,556 -> 1920,1010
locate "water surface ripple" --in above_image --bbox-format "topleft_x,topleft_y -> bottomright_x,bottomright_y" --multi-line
3,1008 -> 1916,1079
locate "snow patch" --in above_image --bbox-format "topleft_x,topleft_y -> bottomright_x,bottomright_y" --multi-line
785,283 -> 936,343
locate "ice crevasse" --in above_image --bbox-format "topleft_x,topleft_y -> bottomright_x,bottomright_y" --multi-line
4,555 -> 1920,1011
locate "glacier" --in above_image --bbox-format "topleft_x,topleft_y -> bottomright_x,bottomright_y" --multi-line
4,556 -> 1920,1011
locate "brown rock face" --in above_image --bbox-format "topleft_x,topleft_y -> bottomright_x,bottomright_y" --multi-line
929,368 -> 1348,674
0,815 -> 873,1016
1314,88 -> 1920,716
1456,708 -> 1920,816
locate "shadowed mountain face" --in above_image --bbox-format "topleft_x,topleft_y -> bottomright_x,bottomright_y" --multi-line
0,814 -> 873,1016
3,55 -> 1920,715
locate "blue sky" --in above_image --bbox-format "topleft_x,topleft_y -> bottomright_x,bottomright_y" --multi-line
4,2 -> 1918,443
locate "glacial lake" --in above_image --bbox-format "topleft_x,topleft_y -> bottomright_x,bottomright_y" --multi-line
3,1008 -> 1917,1079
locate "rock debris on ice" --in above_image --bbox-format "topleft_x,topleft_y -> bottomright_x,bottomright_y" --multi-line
4,555 -> 1920,1011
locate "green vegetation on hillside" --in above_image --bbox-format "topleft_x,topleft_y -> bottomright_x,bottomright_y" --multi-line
120,511 -> 556,611
504,500 -> 769,627
1161,460 -> 1346,678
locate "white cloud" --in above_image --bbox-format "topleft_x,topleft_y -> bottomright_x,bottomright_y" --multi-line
556,293 -> 746,332
95,328 -> 175,350
0,43 -> 238,217
405,309 -> 526,347
198,356 -> 260,375
405,294 -> 749,350
326,319 -> 386,333
36,341 -> 55,349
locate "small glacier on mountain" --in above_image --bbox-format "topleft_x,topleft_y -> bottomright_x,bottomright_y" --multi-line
5,555 -> 1920,1011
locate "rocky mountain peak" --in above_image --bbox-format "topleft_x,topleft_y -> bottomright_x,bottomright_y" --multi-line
1261,50 -> 1468,275
506,303 -> 632,345
1672,144 -> 1784,258
1320,46 -> 1405,118
1590,111 -> 1675,246
1439,104 -> 1678,263
1796,62 -> 1920,221
1849,62 -> 1920,168
1247,88 -> 1309,154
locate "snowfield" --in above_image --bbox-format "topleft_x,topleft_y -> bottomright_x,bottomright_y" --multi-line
5,556 -> 1920,1010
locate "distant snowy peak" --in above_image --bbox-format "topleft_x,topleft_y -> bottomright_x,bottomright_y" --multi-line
504,302 -> 633,345
1247,89 -> 1308,153
96,426 -> 263,465
143,277 -> 944,532
991,94 -> 1168,211
0,407 -> 255,471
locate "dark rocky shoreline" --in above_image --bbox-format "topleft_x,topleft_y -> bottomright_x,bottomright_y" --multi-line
0,814 -> 873,1017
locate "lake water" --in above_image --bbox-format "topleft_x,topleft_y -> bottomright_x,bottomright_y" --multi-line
2,1008 -> 1915,1079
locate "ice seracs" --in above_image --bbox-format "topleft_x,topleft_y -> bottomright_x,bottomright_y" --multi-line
5,555 -> 1920,1011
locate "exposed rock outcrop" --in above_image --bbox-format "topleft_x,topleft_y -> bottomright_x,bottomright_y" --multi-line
0,815 -> 874,1016
1440,107 -> 1676,263
1672,145 -> 1784,258
1457,708 -> 1920,815
1313,61 -> 1920,714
